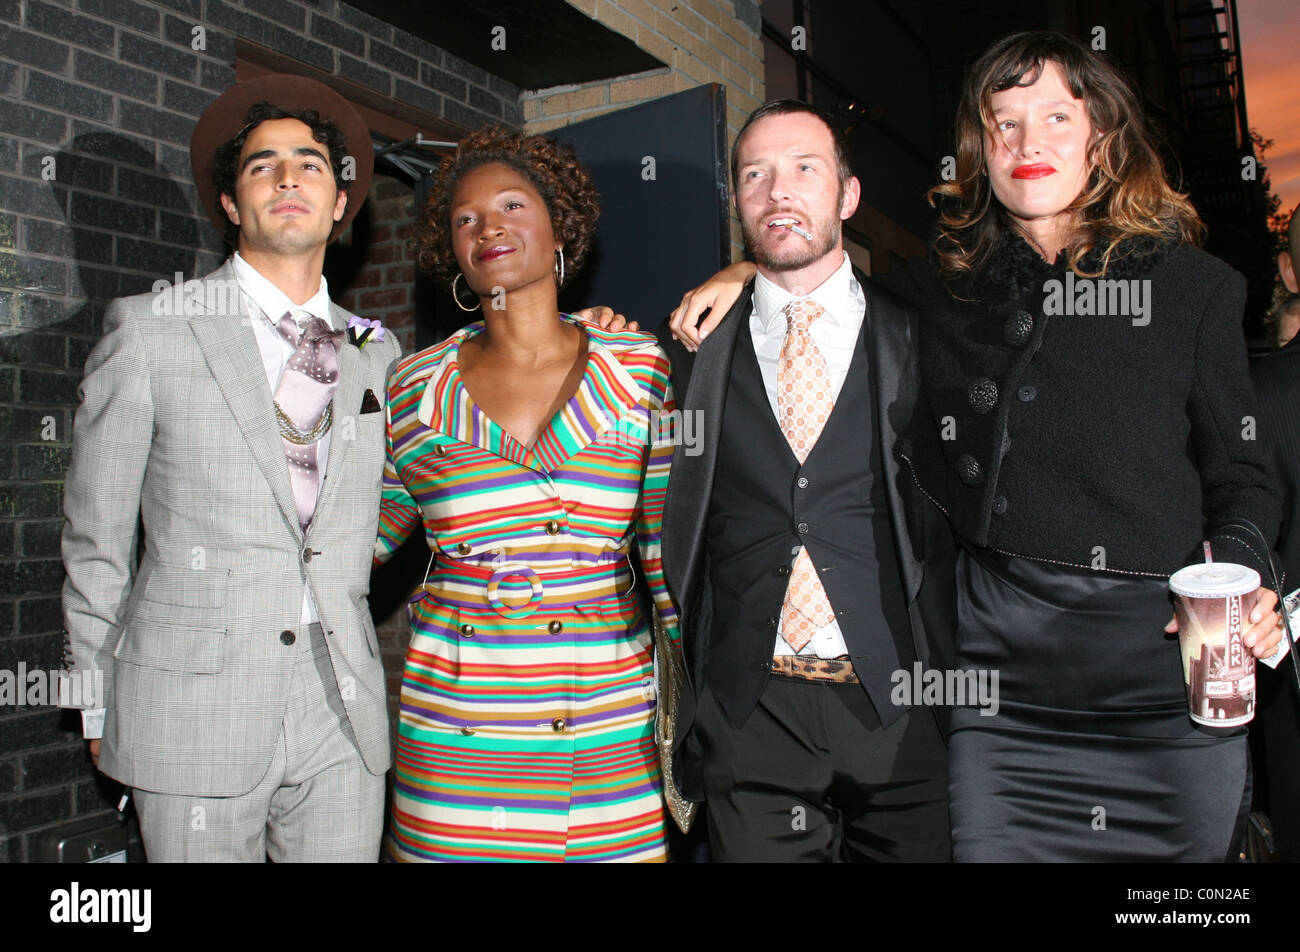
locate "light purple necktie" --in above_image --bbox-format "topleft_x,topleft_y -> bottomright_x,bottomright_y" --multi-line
271,309 -> 342,530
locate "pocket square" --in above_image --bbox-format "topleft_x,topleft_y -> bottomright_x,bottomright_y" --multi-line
360,389 -> 382,414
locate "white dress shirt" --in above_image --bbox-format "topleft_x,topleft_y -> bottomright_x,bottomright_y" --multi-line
749,252 -> 866,659
233,252 -> 335,626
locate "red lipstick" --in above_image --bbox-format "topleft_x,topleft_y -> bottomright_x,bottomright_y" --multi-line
1011,164 -> 1056,179
477,247 -> 514,262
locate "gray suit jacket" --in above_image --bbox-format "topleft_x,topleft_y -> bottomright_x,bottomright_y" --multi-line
61,261 -> 400,797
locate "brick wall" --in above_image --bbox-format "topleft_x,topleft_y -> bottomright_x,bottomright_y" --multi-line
523,0 -> 765,256
0,0 -> 519,862
335,175 -> 419,355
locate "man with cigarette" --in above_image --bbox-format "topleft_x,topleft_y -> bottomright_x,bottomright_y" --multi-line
655,101 -> 956,861
61,75 -> 399,861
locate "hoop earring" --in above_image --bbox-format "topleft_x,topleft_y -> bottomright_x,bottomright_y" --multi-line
451,273 -> 480,312
554,247 -> 565,287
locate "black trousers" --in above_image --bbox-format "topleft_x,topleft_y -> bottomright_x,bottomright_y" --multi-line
694,676 -> 951,862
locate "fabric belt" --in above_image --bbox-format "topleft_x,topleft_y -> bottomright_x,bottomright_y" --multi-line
423,554 -> 634,619
769,654 -> 859,684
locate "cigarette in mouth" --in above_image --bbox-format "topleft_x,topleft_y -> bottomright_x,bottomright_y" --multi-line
768,218 -> 813,240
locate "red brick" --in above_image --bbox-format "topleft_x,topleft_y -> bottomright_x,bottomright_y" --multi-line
359,288 -> 407,309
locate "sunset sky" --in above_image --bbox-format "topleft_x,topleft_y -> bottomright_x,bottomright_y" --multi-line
1238,0 -> 1300,226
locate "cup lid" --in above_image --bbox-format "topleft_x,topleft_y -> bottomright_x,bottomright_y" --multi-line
1169,562 -> 1260,599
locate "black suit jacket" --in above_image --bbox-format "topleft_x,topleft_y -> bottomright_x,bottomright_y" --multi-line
656,267 -> 958,801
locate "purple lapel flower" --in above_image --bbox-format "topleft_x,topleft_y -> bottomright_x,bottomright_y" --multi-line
346,315 -> 385,349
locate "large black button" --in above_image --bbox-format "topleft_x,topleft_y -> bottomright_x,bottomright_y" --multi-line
301,547 -> 313,563
957,454 -> 983,486
967,377 -> 998,414
280,630 -> 296,646
1004,309 -> 1034,346
796,522 -> 809,534
992,495 -> 1008,516
1017,385 -> 1037,402
776,564 -> 790,577
766,616 -> 778,629
796,476 -> 809,489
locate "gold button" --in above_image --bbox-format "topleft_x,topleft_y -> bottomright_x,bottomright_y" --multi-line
460,725 -> 476,735
459,623 -> 475,637
433,444 -> 447,457
551,717 -> 566,733
545,520 -> 560,535
456,542 -> 472,555
547,620 -> 563,634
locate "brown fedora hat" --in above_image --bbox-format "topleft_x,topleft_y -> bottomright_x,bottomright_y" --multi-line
190,74 -> 374,242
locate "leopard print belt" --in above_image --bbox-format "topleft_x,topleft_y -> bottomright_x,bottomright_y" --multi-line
768,654 -> 859,684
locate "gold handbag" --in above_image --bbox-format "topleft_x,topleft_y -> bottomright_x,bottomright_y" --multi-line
653,613 -> 698,834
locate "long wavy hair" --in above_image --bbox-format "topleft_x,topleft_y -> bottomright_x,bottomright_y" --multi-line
928,31 -> 1203,278
413,127 -> 599,290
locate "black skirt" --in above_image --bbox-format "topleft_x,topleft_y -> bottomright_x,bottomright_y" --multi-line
949,547 -> 1249,861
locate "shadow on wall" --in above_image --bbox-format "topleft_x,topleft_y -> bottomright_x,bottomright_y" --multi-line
0,131 -> 214,855
3,131 -> 208,352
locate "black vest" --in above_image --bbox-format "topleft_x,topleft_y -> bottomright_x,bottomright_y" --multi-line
705,317 -> 914,727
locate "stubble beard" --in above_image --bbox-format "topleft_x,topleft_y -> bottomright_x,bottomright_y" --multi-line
248,218 -> 332,258
742,212 -> 841,273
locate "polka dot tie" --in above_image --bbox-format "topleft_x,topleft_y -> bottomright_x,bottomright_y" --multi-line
271,308 -> 342,531
776,298 -> 836,651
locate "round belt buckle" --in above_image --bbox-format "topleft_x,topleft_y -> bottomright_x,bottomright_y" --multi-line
486,563 -> 544,618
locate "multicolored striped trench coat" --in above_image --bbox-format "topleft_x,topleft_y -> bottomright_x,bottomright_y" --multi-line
375,316 -> 681,862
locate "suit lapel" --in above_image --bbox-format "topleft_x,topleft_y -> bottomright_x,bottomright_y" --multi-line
662,283 -> 751,599
859,268 -> 923,600
187,262 -> 302,540
315,302 -> 364,515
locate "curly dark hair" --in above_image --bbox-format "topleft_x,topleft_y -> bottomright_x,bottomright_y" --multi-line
210,102 -> 351,248
413,127 -> 600,291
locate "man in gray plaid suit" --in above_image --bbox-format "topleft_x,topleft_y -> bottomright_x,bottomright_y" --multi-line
61,75 -> 399,861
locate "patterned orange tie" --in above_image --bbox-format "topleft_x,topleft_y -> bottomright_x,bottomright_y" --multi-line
776,298 -> 836,651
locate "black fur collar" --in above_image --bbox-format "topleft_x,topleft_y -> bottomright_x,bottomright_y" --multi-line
970,231 -> 1177,302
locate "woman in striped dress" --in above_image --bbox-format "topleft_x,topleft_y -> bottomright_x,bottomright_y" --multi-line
375,128 -> 681,862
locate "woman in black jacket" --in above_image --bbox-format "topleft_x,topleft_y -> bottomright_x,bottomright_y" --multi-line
671,31 -> 1284,860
